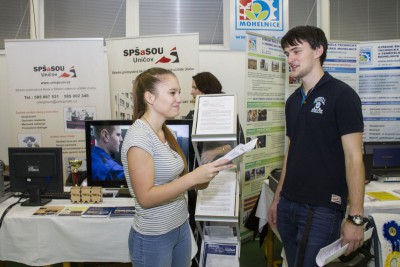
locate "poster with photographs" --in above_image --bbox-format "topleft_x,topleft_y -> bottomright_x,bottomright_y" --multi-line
240,33 -> 286,234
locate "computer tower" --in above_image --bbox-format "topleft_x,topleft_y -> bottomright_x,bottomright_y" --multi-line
0,160 -> 12,203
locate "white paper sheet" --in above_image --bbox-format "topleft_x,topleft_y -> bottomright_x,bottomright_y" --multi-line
219,138 -> 257,161
195,171 -> 237,217
196,95 -> 235,135
316,227 -> 374,266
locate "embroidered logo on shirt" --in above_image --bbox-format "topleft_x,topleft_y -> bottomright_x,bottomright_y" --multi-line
311,96 -> 325,114
331,194 -> 342,205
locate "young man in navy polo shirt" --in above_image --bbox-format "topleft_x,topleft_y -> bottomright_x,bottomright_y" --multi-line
268,25 -> 365,267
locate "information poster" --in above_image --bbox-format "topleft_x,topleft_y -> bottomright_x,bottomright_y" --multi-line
195,95 -> 235,135
359,41 -> 400,141
106,34 -> 199,120
324,41 -> 359,92
230,0 -> 288,50
241,33 -> 286,236
5,39 -> 107,180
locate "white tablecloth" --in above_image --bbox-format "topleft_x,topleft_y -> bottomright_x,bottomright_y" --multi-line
364,181 -> 400,215
255,180 -> 400,230
0,197 -> 134,265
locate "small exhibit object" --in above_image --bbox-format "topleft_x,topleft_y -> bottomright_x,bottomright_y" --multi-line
70,186 -> 103,203
70,186 -> 81,203
90,186 -> 103,203
81,187 -> 92,203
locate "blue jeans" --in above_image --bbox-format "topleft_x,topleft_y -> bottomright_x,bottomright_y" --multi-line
128,220 -> 191,267
277,197 -> 344,267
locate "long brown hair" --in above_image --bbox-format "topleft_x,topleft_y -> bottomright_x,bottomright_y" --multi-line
132,67 -> 188,174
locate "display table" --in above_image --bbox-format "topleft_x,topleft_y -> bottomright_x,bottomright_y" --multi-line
0,197 -> 135,266
363,181 -> 400,215
255,180 -> 400,267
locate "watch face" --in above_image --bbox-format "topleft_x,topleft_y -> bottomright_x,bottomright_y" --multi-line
349,215 -> 364,225
354,216 -> 363,224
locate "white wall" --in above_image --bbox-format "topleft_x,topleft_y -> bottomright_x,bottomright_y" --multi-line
0,52 -> 11,164
198,49 -> 246,124
0,49 -> 246,164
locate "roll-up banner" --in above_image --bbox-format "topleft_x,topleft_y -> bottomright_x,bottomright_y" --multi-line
359,41 -> 400,141
241,32 -> 286,238
106,33 -> 199,120
5,38 -> 107,181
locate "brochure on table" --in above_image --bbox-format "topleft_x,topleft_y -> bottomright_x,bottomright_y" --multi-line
199,241 -> 240,267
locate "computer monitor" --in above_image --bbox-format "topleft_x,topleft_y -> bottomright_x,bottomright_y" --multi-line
363,141 -> 400,169
85,119 -> 194,189
8,147 -> 64,206
165,119 -> 194,172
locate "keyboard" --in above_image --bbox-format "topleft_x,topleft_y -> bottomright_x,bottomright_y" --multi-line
41,192 -> 71,199
380,176 -> 400,182
373,174 -> 400,182
20,191 -> 115,199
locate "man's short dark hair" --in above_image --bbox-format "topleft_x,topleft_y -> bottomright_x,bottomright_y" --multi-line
281,25 -> 328,66
93,126 -> 116,141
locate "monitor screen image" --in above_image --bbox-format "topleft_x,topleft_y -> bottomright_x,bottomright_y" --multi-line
85,119 -> 193,189
8,147 -> 64,206
363,141 -> 400,169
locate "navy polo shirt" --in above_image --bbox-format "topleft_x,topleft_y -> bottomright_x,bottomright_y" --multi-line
281,72 -> 364,211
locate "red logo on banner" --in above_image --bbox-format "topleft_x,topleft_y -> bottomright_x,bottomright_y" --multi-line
156,47 -> 180,64
59,66 -> 77,78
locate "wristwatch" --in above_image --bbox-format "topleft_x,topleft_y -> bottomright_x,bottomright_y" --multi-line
347,214 -> 365,226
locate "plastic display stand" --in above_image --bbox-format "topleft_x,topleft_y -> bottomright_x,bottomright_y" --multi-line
191,94 -> 241,267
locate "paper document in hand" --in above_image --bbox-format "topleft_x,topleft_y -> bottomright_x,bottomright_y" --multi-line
219,138 -> 257,161
316,227 -> 374,266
